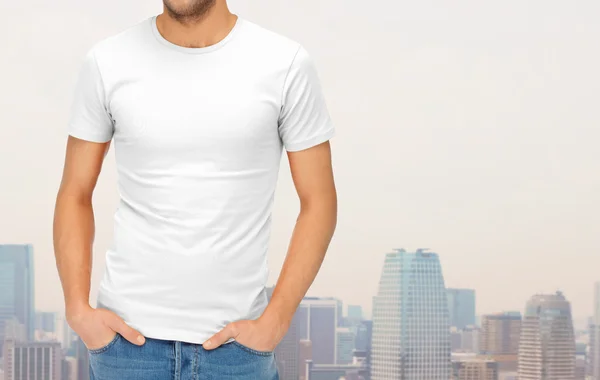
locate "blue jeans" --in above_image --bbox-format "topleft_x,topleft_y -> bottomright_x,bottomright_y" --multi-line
88,332 -> 279,380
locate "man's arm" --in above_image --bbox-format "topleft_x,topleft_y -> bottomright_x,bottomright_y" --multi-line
53,136 -> 145,349
203,140 -> 337,351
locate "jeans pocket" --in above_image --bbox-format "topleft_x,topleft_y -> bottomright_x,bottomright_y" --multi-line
88,332 -> 120,355
231,340 -> 274,357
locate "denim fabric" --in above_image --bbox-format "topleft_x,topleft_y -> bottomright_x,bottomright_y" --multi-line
89,332 -> 279,380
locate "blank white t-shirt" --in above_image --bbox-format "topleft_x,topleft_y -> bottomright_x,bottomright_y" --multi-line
68,15 -> 335,344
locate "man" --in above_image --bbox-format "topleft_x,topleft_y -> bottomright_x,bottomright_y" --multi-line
53,1 -> 337,379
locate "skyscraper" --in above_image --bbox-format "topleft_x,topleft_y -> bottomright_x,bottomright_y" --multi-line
0,245 -> 35,349
268,288 -> 341,378
447,288 -> 476,329
370,248 -> 451,379
75,335 -> 90,380
460,326 -> 480,353
354,320 -> 372,380
267,286 -> 300,380
298,297 -> 340,365
3,339 -> 63,380
354,320 -> 372,353
345,305 -> 363,327
336,327 -> 355,364
347,305 -> 363,321
589,282 -> 600,380
274,311 -> 301,380
479,312 -> 521,355
517,292 -> 576,380
62,356 -> 78,380
298,340 -> 312,380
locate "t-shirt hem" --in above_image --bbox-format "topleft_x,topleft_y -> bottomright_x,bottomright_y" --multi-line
96,287 -> 245,345
97,293 -> 213,344
284,127 -> 335,152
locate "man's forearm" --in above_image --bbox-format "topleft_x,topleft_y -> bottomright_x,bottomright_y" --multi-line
53,191 -> 96,322
261,197 -> 337,331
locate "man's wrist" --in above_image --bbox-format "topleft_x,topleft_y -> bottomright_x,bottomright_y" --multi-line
259,308 -> 291,332
66,301 -> 93,325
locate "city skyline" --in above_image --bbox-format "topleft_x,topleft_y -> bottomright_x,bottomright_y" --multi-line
1,243 -> 592,379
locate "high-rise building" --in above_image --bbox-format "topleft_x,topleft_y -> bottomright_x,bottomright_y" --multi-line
479,312 -> 521,355
462,326 -> 480,353
275,311 -> 301,380
451,325 -> 480,353
575,342 -> 586,380
347,305 -> 363,325
267,286 -> 300,380
299,340 -> 313,380
0,245 -> 35,350
56,317 -> 77,352
591,325 -> 600,379
370,248 -> 451,379
3,339 -> 63,380
452,358 -> 498,380
589,282 -> 600,380
354,320 -> 372,380
298,298 -> 340,365
451,328 -> 463,351
517,292 -> 576,380
336,327 -> 355,364
354,320 -> 372,352
268,288 -> 341,378
576,356 -> 586,380
74,336 -> 90,380
447,289 -> 476,329
351,349 -> 371,380
62,357 -> 78,380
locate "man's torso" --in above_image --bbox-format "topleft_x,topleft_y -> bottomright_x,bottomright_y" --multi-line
69,12 -> 334,344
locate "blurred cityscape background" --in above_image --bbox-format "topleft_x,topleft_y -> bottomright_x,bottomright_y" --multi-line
2,1 -> 599,380
1,244 -> 599,379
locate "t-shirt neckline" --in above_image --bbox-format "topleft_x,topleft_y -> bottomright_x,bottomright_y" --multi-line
150,15 -> 243,54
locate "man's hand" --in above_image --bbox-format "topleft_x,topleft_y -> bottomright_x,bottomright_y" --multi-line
202,316 -> 288,352
67,305 -> 146,350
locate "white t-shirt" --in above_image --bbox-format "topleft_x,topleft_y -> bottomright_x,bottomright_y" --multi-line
68,15 -> 335,344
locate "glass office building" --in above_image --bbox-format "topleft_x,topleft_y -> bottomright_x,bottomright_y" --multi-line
298,297 -> 341,365
0,244 -> 35,349
517,292 -> 576,380
371,248 -> 451,379
447,288 -> 476,329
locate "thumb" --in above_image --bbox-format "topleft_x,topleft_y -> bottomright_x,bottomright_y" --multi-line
105,311 -> 146,346
203,322 -> 237,350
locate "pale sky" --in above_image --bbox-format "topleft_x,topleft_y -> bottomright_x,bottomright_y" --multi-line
1,0 -> 599,323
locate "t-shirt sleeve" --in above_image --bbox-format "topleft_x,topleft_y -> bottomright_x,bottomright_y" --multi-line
278,45 -> 335,152
67,48 -> 114,143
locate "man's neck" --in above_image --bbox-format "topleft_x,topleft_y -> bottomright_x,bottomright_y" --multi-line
156,3 -> 237,49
